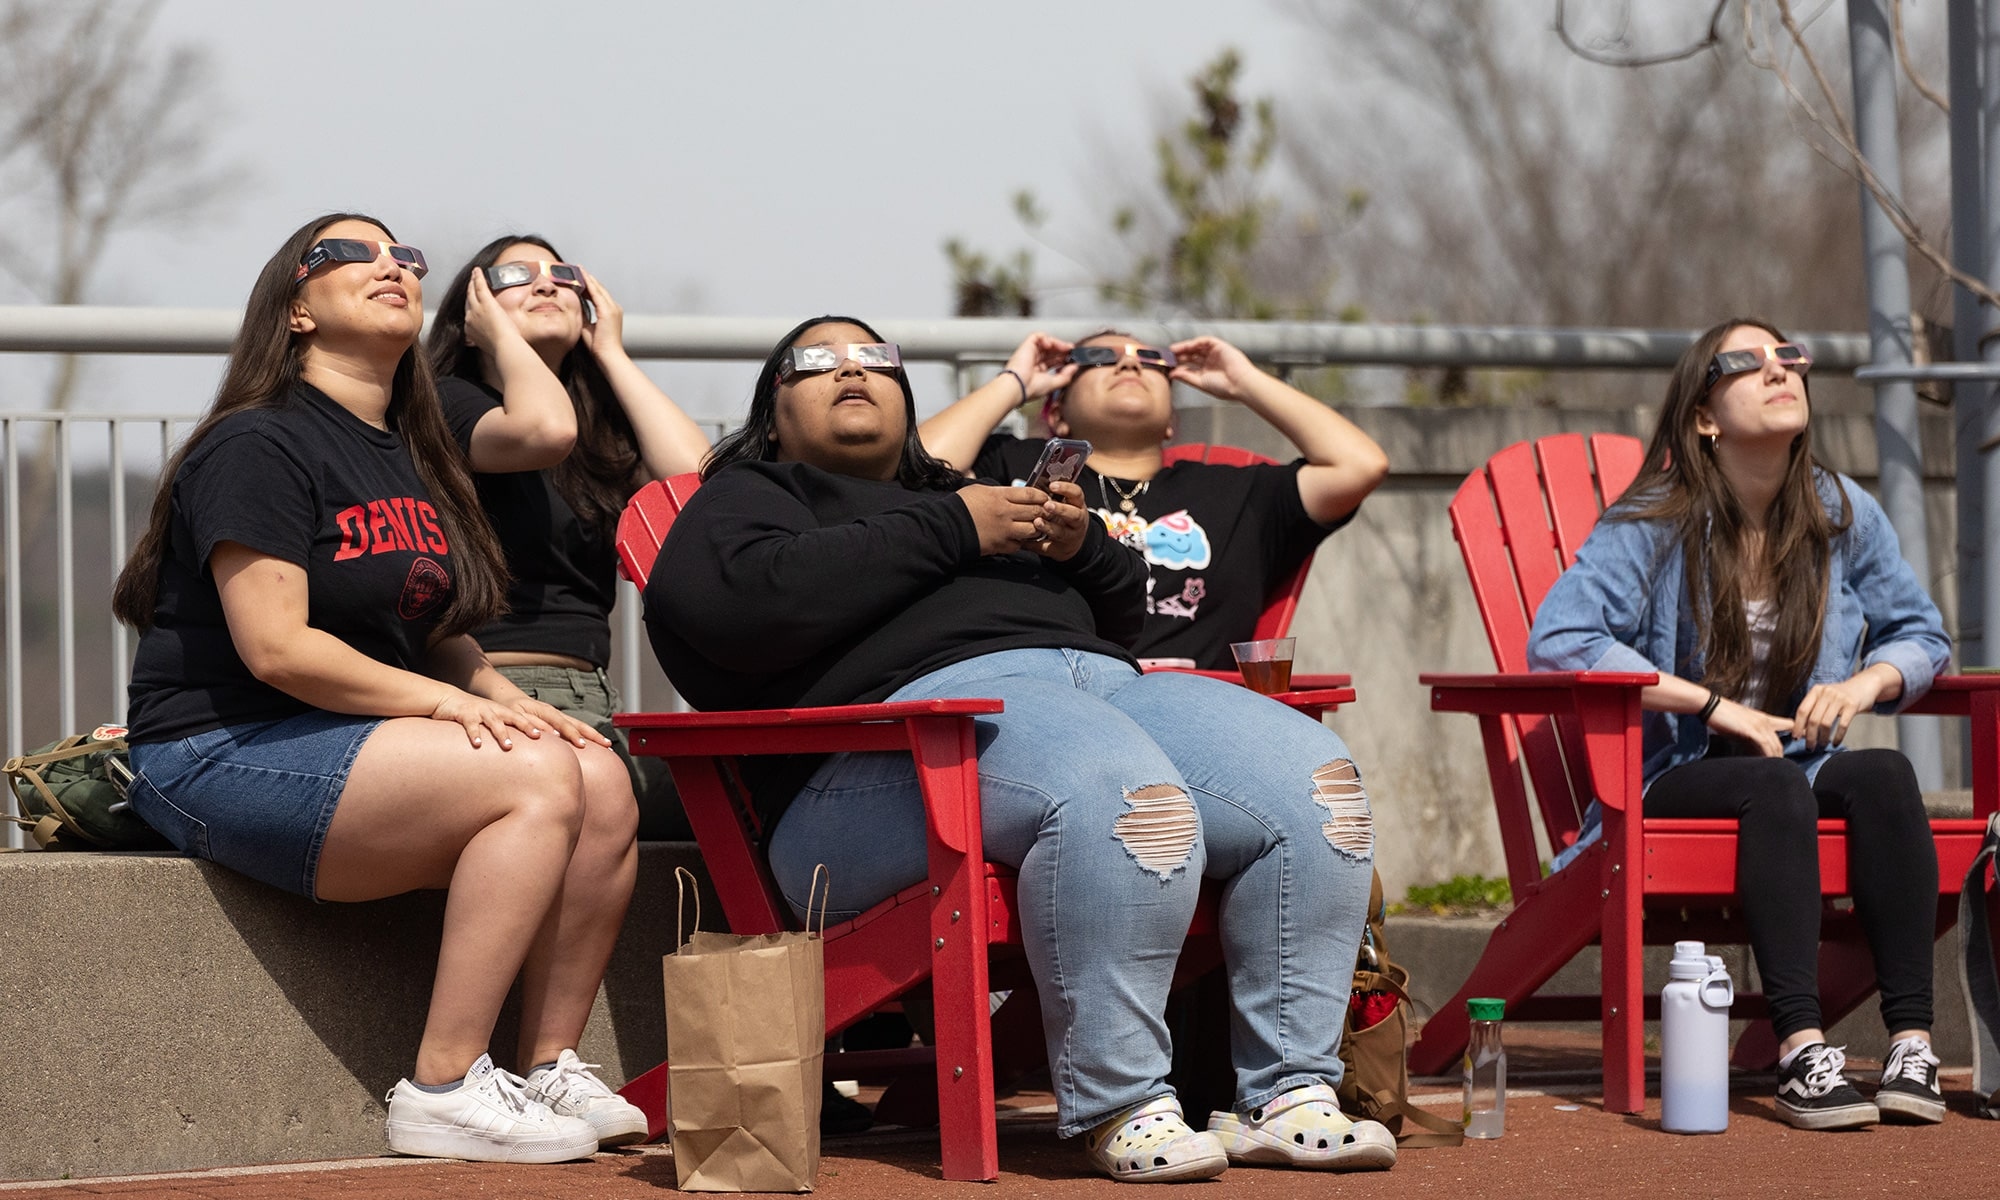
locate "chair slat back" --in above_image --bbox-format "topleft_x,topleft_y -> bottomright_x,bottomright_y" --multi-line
1447,434 -> 1647,862
615,472 -> 704,589
1161,443 -> 1312,640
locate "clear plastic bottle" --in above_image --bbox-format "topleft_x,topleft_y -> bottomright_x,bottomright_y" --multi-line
1463,996 -> 1507,1138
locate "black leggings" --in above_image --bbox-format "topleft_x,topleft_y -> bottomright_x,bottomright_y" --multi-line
1643,748 -> 1936,1040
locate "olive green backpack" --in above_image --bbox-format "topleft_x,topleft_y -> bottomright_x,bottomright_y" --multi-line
2,725 -> 168,850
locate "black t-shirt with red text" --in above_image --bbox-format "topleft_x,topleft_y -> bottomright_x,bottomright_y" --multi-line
125,382 -> 457,744
438,375 -> 619,667
974,434 -> 1350,670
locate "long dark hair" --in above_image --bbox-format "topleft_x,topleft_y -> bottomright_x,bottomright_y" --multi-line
112,213 -> 509,640
425,233 -> 639,532
703,315 -> 963,489
1611,316 -> 1850,708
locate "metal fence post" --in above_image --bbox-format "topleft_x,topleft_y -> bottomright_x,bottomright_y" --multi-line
1848,0 -> 1942,788
1951,0 -> 1990,674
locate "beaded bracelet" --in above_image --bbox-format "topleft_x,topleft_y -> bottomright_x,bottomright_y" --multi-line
999,368 -> 1028,402
1696,689 -> 1722,724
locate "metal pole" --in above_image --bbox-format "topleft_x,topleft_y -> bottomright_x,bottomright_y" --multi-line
1849,0 -> 1942,789
3,420 -> 20,849
1984,0 -> 2000,705
1951,0 -> 1988,670
109,420 -> 128,723
55,418 -> 75,737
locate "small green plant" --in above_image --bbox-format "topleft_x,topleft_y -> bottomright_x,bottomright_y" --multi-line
1391,874 -> 1512,916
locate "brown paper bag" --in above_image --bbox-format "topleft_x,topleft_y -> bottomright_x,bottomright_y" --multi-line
664,865 -> 827,1192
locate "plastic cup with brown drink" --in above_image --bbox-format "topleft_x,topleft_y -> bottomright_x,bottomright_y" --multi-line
1229,638 -> 1296,695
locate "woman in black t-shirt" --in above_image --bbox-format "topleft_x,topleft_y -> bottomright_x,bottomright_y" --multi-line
921,331 -> 1389,669
426,235 -> 710,835
647,316 -> 1395,1183
112,214 -> 644,1164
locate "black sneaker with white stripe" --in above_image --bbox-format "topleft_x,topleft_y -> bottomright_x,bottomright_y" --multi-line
1876,1037 -> 1946,1124
1776,1042 -> 1879,1130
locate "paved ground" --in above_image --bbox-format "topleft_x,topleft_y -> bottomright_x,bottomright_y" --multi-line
7,1033 -> 1995,1198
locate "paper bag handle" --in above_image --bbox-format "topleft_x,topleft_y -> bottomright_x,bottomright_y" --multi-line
674,865 -> 701,950
807,863 -> 831,939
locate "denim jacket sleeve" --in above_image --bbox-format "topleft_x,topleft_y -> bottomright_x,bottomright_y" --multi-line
1837,477 -> 1950,713
1526,512 -> 1668,676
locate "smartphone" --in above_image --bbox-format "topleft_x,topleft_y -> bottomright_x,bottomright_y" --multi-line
1025,438 -> 1092,492
582,296 -> 598,325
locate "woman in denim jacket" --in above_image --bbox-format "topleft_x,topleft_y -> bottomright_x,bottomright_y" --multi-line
1529,318 -> 1950,1131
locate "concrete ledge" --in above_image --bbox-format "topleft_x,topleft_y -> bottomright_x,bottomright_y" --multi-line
1390,912 -> 1975,1067
2,844 -> 711,1182
9,848 -> 1982,1181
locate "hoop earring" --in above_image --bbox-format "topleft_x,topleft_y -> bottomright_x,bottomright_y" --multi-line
1703,432 -> 1718,452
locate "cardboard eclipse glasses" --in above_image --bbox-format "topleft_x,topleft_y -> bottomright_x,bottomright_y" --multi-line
485,260 -> 586,292
1069,342 -> 1177,371
1704,342 -> 1811,391
778,343 -> 903,380
295,238 -> 428,283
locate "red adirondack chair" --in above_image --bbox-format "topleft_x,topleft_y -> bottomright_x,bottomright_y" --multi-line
1408,432 -> 2000,1114
610,459 -> 1352,1181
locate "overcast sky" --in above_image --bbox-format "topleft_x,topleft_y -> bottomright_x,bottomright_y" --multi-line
5,0 -> 1333,423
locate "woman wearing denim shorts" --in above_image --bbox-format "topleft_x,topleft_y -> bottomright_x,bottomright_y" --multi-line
425,234 -> 711,832
113,214 -> 646,1164
645,315 -> 1399,1185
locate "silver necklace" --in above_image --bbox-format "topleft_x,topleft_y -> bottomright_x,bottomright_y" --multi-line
1097,473 -> 1150,514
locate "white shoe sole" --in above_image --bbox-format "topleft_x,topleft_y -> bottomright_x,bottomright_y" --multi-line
588,1110 -> 651,1147
387,1120 -> 600,1164
1091,1145 -> 1229,1183
1876,1090 -> 1947,1124
1776,1098 -> 1880,1131
1209,1120 -> 1398,1170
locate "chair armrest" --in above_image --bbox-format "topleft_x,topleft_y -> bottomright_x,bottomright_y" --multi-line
1422,670 -> 1653,815
1906,675 -> 2000,820
616,698 -> 1005,758
1146,666 -> 1352,691
615,697 -> 1003,730
1904,673 -> 2000,716
1422,670 -> 1657,717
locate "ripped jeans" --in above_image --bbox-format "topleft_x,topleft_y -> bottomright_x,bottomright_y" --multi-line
764,648 -> 1376,1137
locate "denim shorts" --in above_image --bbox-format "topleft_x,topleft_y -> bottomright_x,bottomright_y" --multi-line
127,710 -> 385,899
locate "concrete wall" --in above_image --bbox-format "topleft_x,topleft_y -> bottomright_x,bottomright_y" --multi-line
1174,404 -> 1963,898
0,845 -> 710,1182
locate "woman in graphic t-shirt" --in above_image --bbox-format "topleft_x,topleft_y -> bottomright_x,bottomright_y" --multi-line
647,315 -> 1398,1184
920,330 -> 1389,668
426,235 -> 710,833
112,214 -> 645,1164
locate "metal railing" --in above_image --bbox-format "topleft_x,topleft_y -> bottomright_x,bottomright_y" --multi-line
0,307 -> 1880,848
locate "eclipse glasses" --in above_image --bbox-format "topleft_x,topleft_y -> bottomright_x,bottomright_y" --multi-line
1069,342 -> 1177,371
1704,342 -> 1811,391
295,238 -> 428,283
778,342 -> 903,381
485,260 -> 586,292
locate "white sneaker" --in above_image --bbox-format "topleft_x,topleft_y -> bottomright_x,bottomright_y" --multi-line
385,1053 -> 599,1163
526,1048 -> 651,1146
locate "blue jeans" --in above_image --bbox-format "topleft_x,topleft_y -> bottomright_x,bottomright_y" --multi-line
765,648 -> 1375,1137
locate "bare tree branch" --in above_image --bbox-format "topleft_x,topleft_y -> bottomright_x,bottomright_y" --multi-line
1761,0 -> 2000,309
1554,0 -> 1730,67
1890,0 -> 1948,115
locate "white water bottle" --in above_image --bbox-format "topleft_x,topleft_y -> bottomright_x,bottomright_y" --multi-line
1660,940 -> 1734,1133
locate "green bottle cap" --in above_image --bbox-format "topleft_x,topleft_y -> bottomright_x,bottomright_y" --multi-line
1467,997 -> 1506,1021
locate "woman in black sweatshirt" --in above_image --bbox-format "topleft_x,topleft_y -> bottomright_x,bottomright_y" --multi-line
646,316 -> 1395,1184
